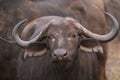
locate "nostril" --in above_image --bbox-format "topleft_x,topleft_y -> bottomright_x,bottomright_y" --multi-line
53,53 -> 57,57
63,52 -> 67,56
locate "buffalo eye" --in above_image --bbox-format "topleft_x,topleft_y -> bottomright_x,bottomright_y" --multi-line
48,35 -> 55,42
67,33 -> 77,40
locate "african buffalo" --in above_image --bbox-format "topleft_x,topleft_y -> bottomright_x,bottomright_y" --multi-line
12,12 -> 119,80
0,0 -> 119,80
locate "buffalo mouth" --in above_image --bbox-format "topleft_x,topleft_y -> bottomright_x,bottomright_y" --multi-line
51,59 -> 72,70
52,59 -> 71,63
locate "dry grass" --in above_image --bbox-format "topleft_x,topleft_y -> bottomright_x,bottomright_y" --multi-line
106,38 -> 120,80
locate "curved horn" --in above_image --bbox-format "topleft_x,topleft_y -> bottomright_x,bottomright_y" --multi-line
82,12 -> 119,42
66,12 -> 119,42
12,16 -> 64,47
12,19 -> 44,47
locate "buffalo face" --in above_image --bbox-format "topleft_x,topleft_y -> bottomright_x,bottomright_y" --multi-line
46,21 -> 81,69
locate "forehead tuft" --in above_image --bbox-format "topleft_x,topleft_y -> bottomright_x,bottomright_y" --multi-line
48,25 -> 78,35
50,18 -> 65,25
50,17 -> 75,28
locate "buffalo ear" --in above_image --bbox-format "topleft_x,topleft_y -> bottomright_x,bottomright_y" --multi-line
79,38 -> 104,54
23,43 -> 47,60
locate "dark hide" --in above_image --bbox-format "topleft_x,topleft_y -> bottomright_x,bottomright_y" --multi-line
17,39 -> 103,80
0,38 -> 19,80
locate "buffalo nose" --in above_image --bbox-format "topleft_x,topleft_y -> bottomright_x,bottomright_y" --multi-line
53,49 -> 67,57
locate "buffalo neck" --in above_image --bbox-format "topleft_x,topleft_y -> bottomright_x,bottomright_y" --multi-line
52,53 -> 80,80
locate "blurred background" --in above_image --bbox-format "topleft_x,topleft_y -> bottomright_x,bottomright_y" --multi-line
106,0 -> 120,80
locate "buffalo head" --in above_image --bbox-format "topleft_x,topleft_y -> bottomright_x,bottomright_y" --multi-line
12,12 -> 119,69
